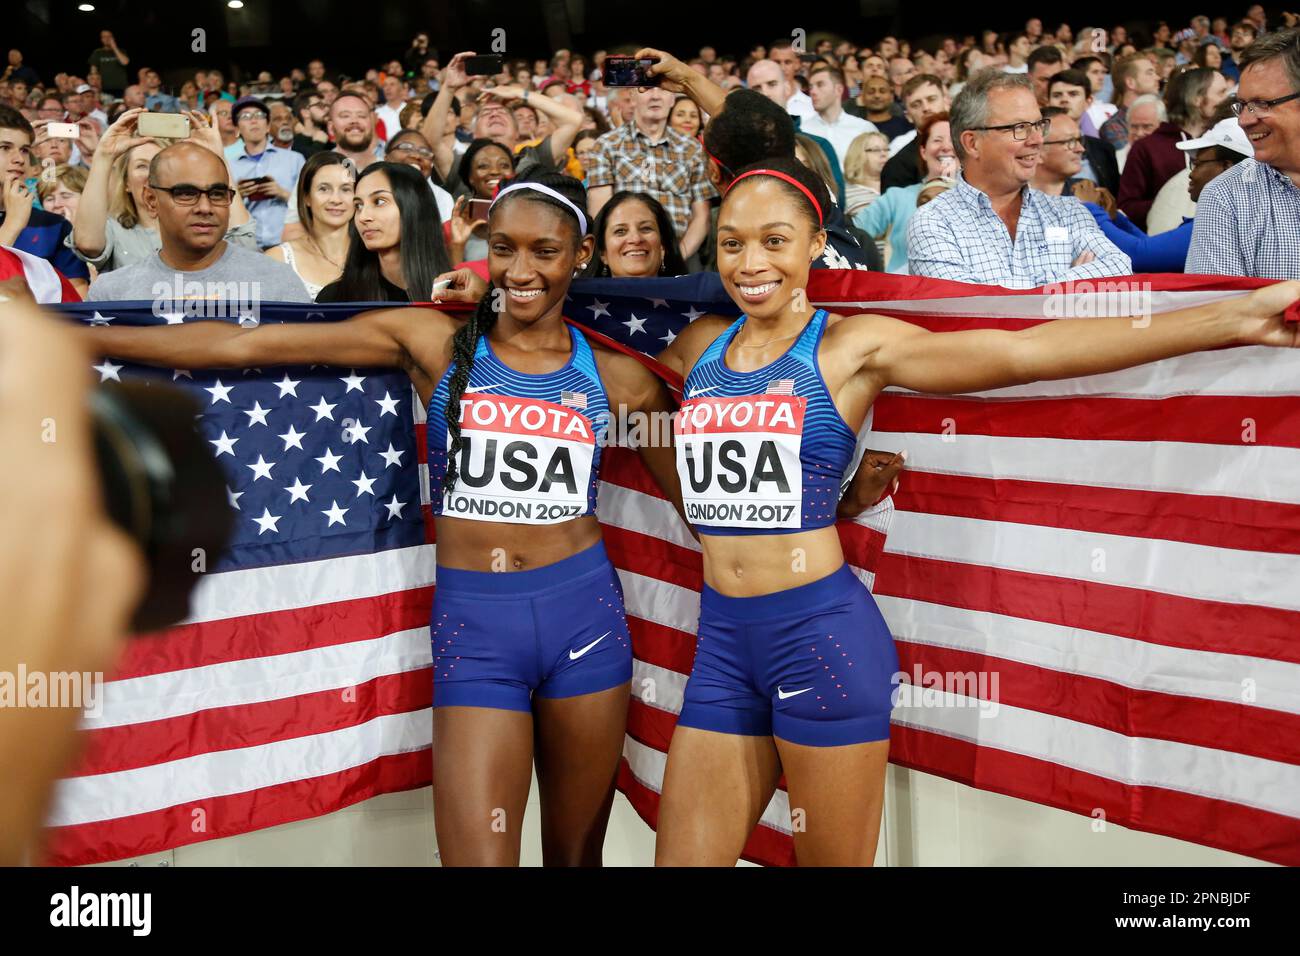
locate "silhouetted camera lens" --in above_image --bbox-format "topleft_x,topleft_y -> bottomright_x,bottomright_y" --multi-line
91,382 -> 234,633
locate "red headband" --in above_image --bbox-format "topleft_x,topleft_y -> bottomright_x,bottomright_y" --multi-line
724,168 -> 824,226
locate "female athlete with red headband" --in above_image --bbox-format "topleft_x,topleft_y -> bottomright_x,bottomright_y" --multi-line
653,157 -> 1300,866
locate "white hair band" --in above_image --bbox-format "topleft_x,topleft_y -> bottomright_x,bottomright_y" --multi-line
489,181 -> 589,234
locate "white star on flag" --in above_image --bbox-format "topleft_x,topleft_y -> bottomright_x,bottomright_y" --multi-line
226,486 -> 244,510
375,391 -> 400,417
172,369 -> 192,380
587,298 -> 610,319
246,454 -> 275,481
310,397 -> 336,421
93,360 -> 123,382
253,508 -> 281,535
682,305 -> 705,322
205,379 -> 234,404
352,471 -> 377,496
316,448 -> 342,473
660,328 -> 677,346
274,374 -> 301,398
243,401 -> 272,426
378,443 -> 405,468
344,421 -> 371,444
340,371 -> 366,393
646,297 -> 669,309
322,500 -> 348,527
210,431 -> 239,457
162,312 -> 185,325
383,495 -> 407,520
88,311 -> 113,326
284,478 -> 312,503
623,313 -> 647,335
278,424 -> 307,451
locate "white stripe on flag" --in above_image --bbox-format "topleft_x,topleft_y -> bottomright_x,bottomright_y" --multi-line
885,510 -> 1300,611
50,709 -> 432,827
882,434 -> 1300,505
880,596 -> 1300,716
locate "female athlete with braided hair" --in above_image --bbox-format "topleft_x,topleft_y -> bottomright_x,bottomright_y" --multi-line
83,169 -> 689,866
651,156 -> 1300,866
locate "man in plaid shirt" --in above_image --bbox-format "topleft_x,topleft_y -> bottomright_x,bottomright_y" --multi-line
585,86 -> 716,263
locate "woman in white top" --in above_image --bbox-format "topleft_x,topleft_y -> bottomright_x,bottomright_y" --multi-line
842,130 -> 888,218
265,151 -> 354,300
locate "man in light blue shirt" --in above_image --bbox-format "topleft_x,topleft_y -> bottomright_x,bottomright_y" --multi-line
1186,28 -> 1300,279
228,96 -> 305,250
908,70 -> 1131,288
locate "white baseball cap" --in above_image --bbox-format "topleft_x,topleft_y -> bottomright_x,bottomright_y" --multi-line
1176,117 -> 1254,159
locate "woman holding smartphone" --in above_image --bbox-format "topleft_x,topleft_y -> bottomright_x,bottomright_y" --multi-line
70,107 -> 255,273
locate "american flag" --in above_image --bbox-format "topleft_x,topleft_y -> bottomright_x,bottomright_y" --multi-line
45,272 -> 1300,867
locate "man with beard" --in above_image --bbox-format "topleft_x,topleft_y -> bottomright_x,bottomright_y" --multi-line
281,92 -> 380,242
1220,20 -> 1258,81
291,91 -> 330,157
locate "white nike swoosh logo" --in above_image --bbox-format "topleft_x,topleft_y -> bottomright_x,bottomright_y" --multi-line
569,631 -> 611,660
688,384 -> 722,397
466,384 -> 506,393
777,686 -> 813,700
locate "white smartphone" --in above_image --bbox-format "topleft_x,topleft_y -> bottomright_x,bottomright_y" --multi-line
46,122 -> 80,139
137,112 -> 191,139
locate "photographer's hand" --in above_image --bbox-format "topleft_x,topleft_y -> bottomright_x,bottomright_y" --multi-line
0,289 -> 145,864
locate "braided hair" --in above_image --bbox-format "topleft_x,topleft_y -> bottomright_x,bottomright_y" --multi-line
440,170 -> 590,494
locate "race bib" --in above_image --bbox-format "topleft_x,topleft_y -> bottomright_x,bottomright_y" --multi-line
443,393 -> 595,524
674,395 -> 805,529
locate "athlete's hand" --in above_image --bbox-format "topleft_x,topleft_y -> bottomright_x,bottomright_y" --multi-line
1234,280 -> 1300,348
838,449 -> 906,519
432,266 -> 488,305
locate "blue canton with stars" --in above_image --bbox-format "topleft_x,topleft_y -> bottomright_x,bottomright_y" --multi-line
59,301 -> 428,573
565,274 -> 740,354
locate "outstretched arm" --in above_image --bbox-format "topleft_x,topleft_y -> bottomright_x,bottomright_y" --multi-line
637,47 -> 727,119
83,306 -> 456,379
853,281 -> 1300,395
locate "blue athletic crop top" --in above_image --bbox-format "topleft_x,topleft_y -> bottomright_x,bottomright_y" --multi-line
674,309 -> 858,535
427,323 -> 610,524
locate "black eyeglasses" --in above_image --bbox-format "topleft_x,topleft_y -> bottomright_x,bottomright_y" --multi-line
1043,136 -> 1084,149
1230,91 -> 1300,116
149,183 -> 237,206
969,118 -> 1052,140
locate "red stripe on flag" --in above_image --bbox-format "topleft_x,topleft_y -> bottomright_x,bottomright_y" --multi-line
875,552 -> 1300,666
893,471 -> 1300,556
889,725 -> 1300,866
873,393 -> 1300,449
893,642 -> 1300,767
71,670 -> 432,777
115,588 -> 434,680
43,750 -> 431,867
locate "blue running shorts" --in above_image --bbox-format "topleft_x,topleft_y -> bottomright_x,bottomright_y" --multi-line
431,540 -> 633,711
676,564 -> 899,746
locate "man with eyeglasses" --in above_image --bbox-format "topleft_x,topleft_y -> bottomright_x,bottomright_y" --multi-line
1031,107 -> 1088,197
1190,28 -> 1300,277
228,97 -> 305,250
1187,28 -> 1300,279
86,141 -> 309,302
908,71 -> 1130,288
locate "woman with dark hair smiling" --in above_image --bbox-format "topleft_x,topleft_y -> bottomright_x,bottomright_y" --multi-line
265,151 -> 355,300
316,161 -> 452,302
585,190 -> 686,277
